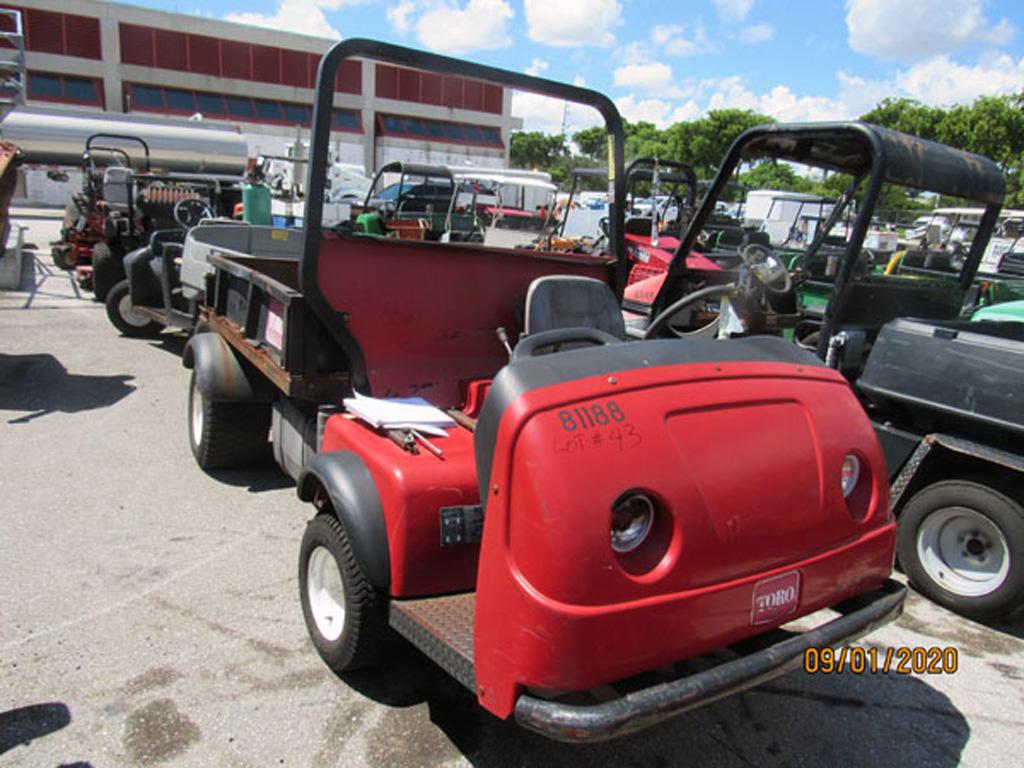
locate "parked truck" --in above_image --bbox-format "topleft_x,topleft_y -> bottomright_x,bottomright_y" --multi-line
180,40 -> 905,741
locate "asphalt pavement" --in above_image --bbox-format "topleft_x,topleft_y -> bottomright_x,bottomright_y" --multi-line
1,212 -> 1023,767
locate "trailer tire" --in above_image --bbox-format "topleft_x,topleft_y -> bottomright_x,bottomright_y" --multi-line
187,371 -> 270,469
299,512 -> 391,672
898,480 -> 1024,621
105,280 -> 162,338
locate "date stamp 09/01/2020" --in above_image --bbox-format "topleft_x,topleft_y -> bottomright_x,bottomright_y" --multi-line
804,646 -> 959,675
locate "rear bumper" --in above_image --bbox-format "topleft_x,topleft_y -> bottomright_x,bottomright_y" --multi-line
513,578 -> 906,743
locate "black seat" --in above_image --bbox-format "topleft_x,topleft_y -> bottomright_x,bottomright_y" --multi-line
524,275 -> 625,339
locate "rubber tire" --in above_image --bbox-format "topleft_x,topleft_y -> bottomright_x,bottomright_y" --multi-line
898,480 -> 1024,621
187,372 -> 271,470
298,513 -> 390,672
91,242 -> 124,302
105,280 -> 162,338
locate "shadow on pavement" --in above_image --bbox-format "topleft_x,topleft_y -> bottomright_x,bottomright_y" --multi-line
147,333 -> 188,358
0,702 -> 71,755
206,455 -> 293,494
0,353 -> 135,423
339,647 -> 969,767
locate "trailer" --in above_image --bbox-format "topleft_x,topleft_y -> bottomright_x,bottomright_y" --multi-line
181,40 -> 904,741
861,318 -> 1024,620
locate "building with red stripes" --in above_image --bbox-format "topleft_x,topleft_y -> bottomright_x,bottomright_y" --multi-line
5,0 -> 517,173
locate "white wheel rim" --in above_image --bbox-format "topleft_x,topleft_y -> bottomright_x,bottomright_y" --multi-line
917,506 -> 1011,597
307,546 -> 346,642
118,292 -> 150,327
190,380 -> 204,446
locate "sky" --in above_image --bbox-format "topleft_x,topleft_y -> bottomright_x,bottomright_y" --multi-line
123,0 -> 1024,135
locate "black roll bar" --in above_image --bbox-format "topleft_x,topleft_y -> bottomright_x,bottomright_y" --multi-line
85,133 -> 151,172
302,39 -> 627,303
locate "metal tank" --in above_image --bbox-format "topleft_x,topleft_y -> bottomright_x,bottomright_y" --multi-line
1,109 -> 248,174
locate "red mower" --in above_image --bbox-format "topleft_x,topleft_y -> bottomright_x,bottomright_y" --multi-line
181,41 -> 905,741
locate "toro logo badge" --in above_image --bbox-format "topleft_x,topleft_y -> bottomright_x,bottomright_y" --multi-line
751,571 -> 801,626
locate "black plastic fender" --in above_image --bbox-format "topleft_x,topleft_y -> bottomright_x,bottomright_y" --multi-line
124,244 -> 161,307
182,332 -> 276,403
297,451 -> 391,589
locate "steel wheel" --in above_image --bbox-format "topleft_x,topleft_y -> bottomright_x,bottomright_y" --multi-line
118,292 -> 150,328
916,506 -> 1011,597
307,545 -> 347,642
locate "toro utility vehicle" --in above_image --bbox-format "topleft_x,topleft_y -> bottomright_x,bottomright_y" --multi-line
639,122 -> 1024,620
50,133 -> 243,302
180,41 -> 904,741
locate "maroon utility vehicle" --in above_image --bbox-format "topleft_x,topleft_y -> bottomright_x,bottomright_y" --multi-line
182,41 -> 905,741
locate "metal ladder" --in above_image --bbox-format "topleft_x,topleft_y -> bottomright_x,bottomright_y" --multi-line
0,9 -> 24,123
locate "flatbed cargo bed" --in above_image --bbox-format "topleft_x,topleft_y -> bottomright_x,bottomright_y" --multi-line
858,317 -> 1024,444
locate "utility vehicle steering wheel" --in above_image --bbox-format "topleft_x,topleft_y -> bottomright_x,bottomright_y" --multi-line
739,243 -> 792,296
643,283 -> 736,339
173,197 -> 214,230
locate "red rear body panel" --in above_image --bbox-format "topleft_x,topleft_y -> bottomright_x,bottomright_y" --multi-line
472,360 -> 894,717
316,236 -> 612,407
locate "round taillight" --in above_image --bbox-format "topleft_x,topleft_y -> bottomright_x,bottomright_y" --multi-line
841,454 -> 861,498
611,492 -> 655,553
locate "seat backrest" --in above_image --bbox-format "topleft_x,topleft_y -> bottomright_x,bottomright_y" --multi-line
102,167 -> 132,207
524,275 -> 625,339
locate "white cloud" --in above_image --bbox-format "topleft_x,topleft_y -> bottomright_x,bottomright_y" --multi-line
613,62 -> 674,92
896,52 -> 1024,105
669,100 -> 702,123
387,0 -> 417,33
512,91 -> 603,134
614,94 -> 674,127
846,0 -> 1016,61
713,0 -> 753,22
740,23 -> 774,44
226,0 -> 353,38
661,21 -> 715,57
415,0 -> 513,53
524,0 -> 622,47
526,58 -> 549,76
651,24 -> 681,47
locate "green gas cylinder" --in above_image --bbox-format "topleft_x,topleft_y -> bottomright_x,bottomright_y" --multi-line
242,181 -> 272,225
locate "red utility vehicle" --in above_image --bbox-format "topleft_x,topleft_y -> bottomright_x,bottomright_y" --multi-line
182,41 -> 905,741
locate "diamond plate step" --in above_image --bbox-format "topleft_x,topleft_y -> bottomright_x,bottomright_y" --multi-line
389,592 -> 476,692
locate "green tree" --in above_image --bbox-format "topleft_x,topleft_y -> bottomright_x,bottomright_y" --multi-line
679,109 -> 774,175
510,131 -> 568,170
860,97 -> 944,141
738,161 -> 815,193
571,125 -> 607,160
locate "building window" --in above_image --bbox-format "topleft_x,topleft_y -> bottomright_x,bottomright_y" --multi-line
197,93 -> 227,117
27,72 -> 103,106
376,113 -> 503,148
331,110 -> 361,133
129,85 -> 165,110
254,100 -> 283,122
164,88 -> 197,114
123,83 -> 361,133
282,103 -> 309,124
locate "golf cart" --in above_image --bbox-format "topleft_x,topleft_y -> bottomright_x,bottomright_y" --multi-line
181,41 -> 904,741
645,121 -> 1023,620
